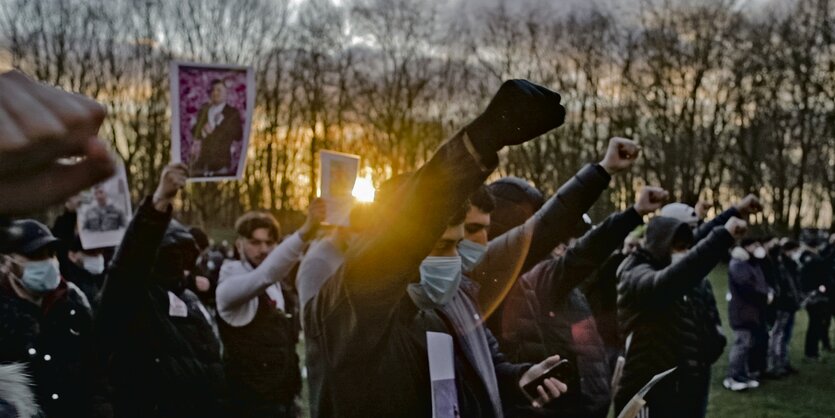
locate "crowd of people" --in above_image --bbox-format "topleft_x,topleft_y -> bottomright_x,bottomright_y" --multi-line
0,70 -> 833,418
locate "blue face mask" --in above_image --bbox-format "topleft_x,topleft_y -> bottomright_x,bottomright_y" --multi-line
20,258 -> 61,294
458,239 -> 487,272
419,256 -> 463,306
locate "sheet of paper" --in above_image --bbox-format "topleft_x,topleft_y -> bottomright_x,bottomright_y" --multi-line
318,150 -> 360,226
427,332 -> 459,418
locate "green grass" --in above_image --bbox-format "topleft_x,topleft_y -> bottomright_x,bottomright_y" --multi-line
295,265 -> 835,417
705,265 -> 835,418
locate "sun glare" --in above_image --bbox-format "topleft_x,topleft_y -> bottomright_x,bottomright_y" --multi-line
352,169 -> 376,203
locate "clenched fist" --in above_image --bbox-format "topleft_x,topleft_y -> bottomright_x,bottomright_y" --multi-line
0,70 -> 115,214
734,194 -> 763,217
634,187 -> 669,216
299,198 -> 327,241
153,163 -> 188,211
724,217 -> 748,240
599,137 -> 641,175
466,80 -> 566,150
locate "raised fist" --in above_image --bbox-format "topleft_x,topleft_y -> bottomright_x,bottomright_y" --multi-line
695,200 -> 713,220
466,79 -> 566,149
599,137 -> 641,174
724,217 -> 748,240
153,163 -> 188,210
0,70 -> 115,215
300,198 -> 327,241
735,194 -> 763,217
634,187 -> 669,216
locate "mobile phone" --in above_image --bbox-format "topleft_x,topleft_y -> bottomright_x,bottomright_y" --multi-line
522,359 -> 573,401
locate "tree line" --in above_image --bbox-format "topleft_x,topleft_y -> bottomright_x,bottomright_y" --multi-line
2,0 -> 834,236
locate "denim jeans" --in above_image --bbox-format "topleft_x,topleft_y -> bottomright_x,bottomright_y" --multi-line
728,329 -> 754,381
768,310 -> 795,373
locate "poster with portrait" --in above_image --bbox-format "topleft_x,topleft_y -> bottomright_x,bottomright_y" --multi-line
319,150 -> 360,226
170,61 -> 255,182
77,160 -> 132,250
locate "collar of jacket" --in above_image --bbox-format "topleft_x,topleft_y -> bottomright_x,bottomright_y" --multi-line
730,247 -> 750,262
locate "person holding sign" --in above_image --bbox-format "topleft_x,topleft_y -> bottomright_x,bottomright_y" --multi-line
216,199 -> 325,417
95,163 -> 228,418
304,80 -> 571,418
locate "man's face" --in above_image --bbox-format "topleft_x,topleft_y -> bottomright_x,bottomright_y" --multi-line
238,227 -> 276,267
464,205 -> 490,246
429,223 -> 465,257
210,83 -> 227,105
94,187 -> 107,206
623,236 -> 640,254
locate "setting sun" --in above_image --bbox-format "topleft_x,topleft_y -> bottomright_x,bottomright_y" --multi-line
351,168 -> 376,203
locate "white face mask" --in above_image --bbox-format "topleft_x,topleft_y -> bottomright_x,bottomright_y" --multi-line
753,247 -> 767,260
82,254 -> 106,275
670,252 -> 687,265
19,258 -> 61,294
458,239 -> 487,272
419,256 -> 463,306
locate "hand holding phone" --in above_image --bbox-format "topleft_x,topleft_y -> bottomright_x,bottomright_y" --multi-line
519,356 -> 571,407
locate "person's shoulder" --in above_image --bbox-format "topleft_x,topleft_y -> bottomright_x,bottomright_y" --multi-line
219,259 -> 245,279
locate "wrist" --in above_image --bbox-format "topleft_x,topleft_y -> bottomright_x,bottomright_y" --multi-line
152,192 -> 172,213
599,161 -> 615,175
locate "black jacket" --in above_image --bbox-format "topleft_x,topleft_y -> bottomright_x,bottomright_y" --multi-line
304,130 -> 534,418
95,198 -> 227,418
772,252 -> 802,312
728,251 -> 770,329
499,209 -> 643,418
615,212 -> 737,414
0,278 -> 96,417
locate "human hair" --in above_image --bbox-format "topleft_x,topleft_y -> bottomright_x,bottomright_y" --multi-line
234,211 -> 281,241
469,185 -> 496,214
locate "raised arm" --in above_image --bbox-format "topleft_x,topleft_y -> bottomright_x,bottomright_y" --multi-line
621,217 -> 746,310
538,187 -> 667,306
313,80 -> 567,356
694,194 -> 761,243
97,164 -> 186,325
469,138 -> 642,312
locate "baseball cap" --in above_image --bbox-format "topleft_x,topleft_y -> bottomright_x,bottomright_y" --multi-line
659,203 -> 699,227
5,219 -> 59,256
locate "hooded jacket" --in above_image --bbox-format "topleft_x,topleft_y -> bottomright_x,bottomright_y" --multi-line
727,248 -> 770,329
95,197 -> 227,418
615,214 -> 735,413
498,208 -> 644,418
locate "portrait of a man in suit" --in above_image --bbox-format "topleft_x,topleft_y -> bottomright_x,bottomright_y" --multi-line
190,79 -> 243,176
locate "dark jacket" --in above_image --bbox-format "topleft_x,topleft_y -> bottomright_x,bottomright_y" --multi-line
583,251 -> 627,351
799,250 -> 830,307
304,130 -> 534,418
615,212 -> 736,414
0,277 -> 95,418
499,208 -> 644,418
192,104 -> 243,174
472,165 -> 612,335
59,260 -> 105,312
95,198 -> 227,418
728,249 -> 770,329
773,252 -> 802,312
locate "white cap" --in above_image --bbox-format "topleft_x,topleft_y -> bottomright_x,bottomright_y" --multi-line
660,203 -> 699,227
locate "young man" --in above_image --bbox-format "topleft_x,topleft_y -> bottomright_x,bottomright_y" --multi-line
498,187 -> 668,418
0,220 -> 96,417
216,199 -> 324,417
95,163 -> 227,418
724,239 -> 771,391
615,212 -> 750,418
767,240 -> 803,376
304,79 -> 570,418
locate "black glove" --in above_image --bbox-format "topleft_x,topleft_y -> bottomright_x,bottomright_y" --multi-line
466,79 -> 566,151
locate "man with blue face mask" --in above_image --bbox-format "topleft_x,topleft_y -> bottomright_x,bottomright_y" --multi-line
0,219 -> 96,417
304,79 -> 572,418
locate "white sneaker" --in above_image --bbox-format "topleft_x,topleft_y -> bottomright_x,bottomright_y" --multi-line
723,378 -> 748,392
745,379 -> 760,389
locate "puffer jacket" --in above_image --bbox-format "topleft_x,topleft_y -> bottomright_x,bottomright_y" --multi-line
95,197 -> 227,418
615,215 -> 735,414
0,277 -> 96,418
728,248 -> 770,329
499,208 -> 643,418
